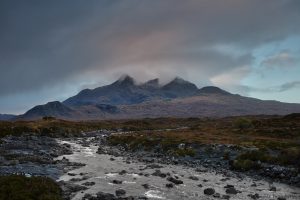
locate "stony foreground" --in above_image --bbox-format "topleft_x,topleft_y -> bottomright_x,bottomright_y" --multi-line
1,134 -> 300,200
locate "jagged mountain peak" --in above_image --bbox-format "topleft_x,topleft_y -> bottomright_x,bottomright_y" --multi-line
45,101 -> 64,106
162,77 -> 198,98
164,77 -> 197,87
163,77 -> 197,89
115,74 -> 136,86
142,78 -> 160,88
171,76 -> 188,83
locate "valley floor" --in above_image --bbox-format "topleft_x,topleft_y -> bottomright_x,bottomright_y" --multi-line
1,115 -> 300,200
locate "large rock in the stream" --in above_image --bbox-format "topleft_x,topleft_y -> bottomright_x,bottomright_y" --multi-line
167,177 -> 183,185
277,197 -> 286,200
225,187 -> 239,195
59,181 -> 88,198
204,188 -> 215,195
112,180 -> 123,184
118,170 -> 127,175
142,184 -> 150,189
96,192 -> 116,200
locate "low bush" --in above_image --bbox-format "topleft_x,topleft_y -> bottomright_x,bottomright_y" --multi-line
0,175 -> 63,200
231,159 -> 261,171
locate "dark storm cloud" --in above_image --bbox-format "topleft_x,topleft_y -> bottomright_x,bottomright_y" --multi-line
279,81 -> 300,92
239,80 -> 300,94
0,0 -> 300,104
261,50 -> 300,69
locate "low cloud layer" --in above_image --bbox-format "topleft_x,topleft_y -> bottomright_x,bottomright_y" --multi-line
1,0 -> 300,113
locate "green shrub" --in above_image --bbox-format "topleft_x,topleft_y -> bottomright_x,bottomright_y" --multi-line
223,151 -> 230,160
237,150 -> 270,162
0,175 -> 63,200
42,116 -> 56,121
233,118 -> 253,130
275,147 -> 300,166
231,159 -> 261,171
172,147 -> 196,157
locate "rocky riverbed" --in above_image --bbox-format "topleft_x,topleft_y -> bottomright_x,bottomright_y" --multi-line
56,137 -> 300,200
1,134 -> 300,200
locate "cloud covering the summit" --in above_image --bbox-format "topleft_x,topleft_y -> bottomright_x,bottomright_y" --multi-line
0,0 -> 300,113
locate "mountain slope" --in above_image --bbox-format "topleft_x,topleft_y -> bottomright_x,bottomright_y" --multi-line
64,75 -> 156,106
0,114 -> 16,121
18,101 -> 75,120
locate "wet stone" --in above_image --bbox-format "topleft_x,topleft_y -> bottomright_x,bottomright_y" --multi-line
270,186 -> 277,191
248,193 -> 260,199
152,170 -> 167,178
115,189 -> 126,196
222,194 -> 230,199
189,176 -> 199,181
167,177 -> 183,185
277,197 -> 286,200
82,181 -> 95,186
112,180 -> 122,184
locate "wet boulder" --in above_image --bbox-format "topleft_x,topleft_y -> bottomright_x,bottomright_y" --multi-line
152,170 -> 167,178
204,188 -> 215,195
225,187 -> 238,195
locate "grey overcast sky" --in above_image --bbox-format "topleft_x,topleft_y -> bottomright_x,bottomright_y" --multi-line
1,0 -> 300,114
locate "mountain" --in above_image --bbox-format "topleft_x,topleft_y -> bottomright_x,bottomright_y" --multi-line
0,114 -> 16,121
18,101 -> 75,120
15,76 -> 300,120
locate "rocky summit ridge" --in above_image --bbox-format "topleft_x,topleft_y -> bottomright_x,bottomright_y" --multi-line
9,75 -> 300,120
